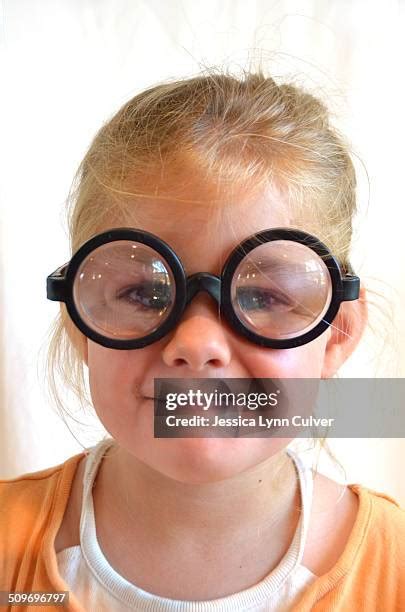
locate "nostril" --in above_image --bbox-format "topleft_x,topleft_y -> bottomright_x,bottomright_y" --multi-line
172,357 -> 222,367
172,358 -> 186,367
209,359 -> 223,368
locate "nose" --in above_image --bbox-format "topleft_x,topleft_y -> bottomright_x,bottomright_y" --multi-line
161,290 -> 232,372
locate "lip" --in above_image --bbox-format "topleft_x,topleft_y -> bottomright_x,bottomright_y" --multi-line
142,378 -> 272,401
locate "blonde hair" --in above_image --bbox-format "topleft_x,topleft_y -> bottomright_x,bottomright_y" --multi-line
44,64 -> 388,480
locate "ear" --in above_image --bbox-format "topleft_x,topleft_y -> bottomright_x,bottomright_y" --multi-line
321,285 -> 368,378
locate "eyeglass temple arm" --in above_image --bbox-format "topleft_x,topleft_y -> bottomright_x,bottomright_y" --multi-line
342,262 -> 360,301
47,263 -> 69,302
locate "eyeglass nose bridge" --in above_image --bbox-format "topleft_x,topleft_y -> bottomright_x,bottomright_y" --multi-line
185,273 -> 221,307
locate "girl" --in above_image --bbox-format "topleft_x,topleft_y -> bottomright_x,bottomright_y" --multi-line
1,68 -> 404,612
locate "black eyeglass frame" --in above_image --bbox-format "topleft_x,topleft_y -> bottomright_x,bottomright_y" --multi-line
47,227 -> 360,350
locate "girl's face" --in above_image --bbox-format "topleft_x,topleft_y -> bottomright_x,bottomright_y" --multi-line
86,172 -> 333,484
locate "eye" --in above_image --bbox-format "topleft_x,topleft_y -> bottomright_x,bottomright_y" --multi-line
117,281 -> 173,310
236,286 -> 295,312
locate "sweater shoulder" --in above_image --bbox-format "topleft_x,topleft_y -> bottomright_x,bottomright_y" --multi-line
350,482 -> 405,522
0,451 -> 86,571
349,482 -> 405,563
294,484 -> 405,611
0,451 -> 86,591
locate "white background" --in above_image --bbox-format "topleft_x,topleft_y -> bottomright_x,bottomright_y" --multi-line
1,0 -> 404,504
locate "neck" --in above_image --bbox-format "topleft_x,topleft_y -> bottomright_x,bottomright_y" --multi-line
94,441 -> 301,551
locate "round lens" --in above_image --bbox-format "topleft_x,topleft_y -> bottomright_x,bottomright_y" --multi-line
72,240 -> 176,340
230,240 -> 332,340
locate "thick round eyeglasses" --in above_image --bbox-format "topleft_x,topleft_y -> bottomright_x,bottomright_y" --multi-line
47,227 -> 360,350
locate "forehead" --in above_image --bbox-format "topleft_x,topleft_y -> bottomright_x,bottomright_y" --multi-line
119,177 -> 292,274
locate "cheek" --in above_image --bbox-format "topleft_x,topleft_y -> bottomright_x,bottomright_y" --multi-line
87,343 -> 143,423
242,334 -> 329,378
86,344 -> 161,463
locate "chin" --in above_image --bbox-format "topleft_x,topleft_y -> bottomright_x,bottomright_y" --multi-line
159,437 -> 257,484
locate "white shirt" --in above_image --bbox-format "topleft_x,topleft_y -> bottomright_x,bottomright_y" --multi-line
57,439 -> 318,611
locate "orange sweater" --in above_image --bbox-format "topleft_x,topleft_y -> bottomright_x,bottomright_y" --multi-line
1,450 -> 405,611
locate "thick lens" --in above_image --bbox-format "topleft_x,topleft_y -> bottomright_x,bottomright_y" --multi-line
72,240 -> 176,340
231,240 -> 332,340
